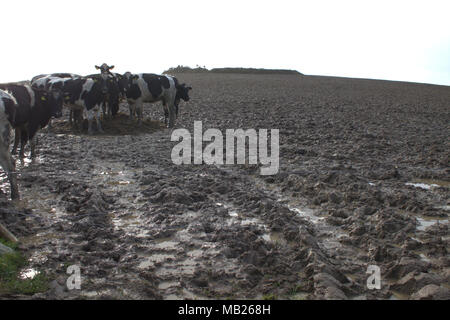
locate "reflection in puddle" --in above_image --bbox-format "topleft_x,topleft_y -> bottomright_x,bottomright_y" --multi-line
158,281 -> 178,290
156,263 -> 196,277
389,291 -> 410,300
138,253 -> 176,269
288,205 -> 322,224
261,231 -> 294,246
165,288 -> 207,300
406,182 -> 438,190
406,179 -> 449,190
416,216 -> 448,231
155,240 -> 178,250
229,210 -> 239,218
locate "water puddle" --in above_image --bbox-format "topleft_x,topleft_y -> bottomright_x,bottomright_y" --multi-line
218,202 -> 272,237
165,288 -> 208,300
158,281 -> 179,290
419,253 -> 431,263
389,291 -> 410,300
261,231 -> 294,246
138,253 -> 176,269
406,182 -> 438,190
154,240 -> 179,250
416,216 -> 448,231
156,262 -> 196,277
288,205 -> 323,224
406,179 -> 449,190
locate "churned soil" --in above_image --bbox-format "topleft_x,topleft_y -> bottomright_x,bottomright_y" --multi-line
0,73 -> 449,300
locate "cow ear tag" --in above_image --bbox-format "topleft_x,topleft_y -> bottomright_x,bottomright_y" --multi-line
41,96 -> 46,101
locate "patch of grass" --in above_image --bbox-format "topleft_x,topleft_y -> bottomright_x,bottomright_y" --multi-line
288,284 -> 303,295
0,238 -> 18,250
0,239 -> 49,296
262,293 -> 278,300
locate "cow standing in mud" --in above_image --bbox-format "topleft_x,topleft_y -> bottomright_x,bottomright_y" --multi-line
48,77 -> 111,134
92,63 -> 123,118
174,81 -> 192,120
0,89 -> 19,199
87,74 -> 122,119
122,72 -> 191,128
32,73 -> 82,126
0,83 -> 64,159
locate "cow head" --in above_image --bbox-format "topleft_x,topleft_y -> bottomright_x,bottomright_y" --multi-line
121,72 -> 139,93
95,63 -> 114,76
111,73 -> 127,98
176,83 -> 192,102
36,89 -> 64,118
48,89 -> 64,118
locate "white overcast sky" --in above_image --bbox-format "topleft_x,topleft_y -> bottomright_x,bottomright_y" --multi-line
1,0 -> 449,85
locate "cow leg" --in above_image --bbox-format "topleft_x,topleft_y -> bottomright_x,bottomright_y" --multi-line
0,146 -> 19,200
164,108 -> 169,126
71,108 -> 83,132
175,100 -> 180,119
11,128 -> 20,155
161,101 -> 168,126
87,109 -> 95,135
30,134 -> 38,159
166,94 -> 176,128
96,107 -> 104,133
102,101 -> 107,119
108,102 -> 112,118
69,109 -> 73,126
0,126 -> 19,199
137,104 -> 143,126
129,103 -> 136,120
76,110 -> 84,131
19,129 -> 27,159
168,104 -> 176,128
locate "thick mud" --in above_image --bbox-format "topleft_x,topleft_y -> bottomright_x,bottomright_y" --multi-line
1,73 -> 449,299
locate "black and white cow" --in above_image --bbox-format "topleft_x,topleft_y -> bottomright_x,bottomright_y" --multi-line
32,74 -> 111,134
0,83 -> 64,158
0,89 -> 19,199
43,77 -> 111,134
174,79 -> 192,119
122,73 -> 191,128
31,73 -> 82,126
86,73 -> 122,118
32,73 -> 81,85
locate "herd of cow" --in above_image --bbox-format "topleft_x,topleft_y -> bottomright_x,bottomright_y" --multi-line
0,63 -> 193,200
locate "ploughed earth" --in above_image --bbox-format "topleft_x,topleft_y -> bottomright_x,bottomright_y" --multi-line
0,73 -> 449,300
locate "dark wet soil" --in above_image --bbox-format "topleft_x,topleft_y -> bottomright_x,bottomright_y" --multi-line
1,73 -> 449,300
51,112 -> 165,136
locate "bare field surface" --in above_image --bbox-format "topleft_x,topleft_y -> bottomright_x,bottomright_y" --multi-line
1,73 -> 449,299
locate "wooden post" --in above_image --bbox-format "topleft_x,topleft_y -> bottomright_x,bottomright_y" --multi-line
0,222 -> 18,243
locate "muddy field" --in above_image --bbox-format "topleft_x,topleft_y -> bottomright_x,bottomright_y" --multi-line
1,73 -> 449,300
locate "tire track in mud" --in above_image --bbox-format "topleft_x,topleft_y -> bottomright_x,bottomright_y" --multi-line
202,165 -> 372,299
13,130 -> 261,299
12,130 -> 378,299
12,133 -> 158,299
